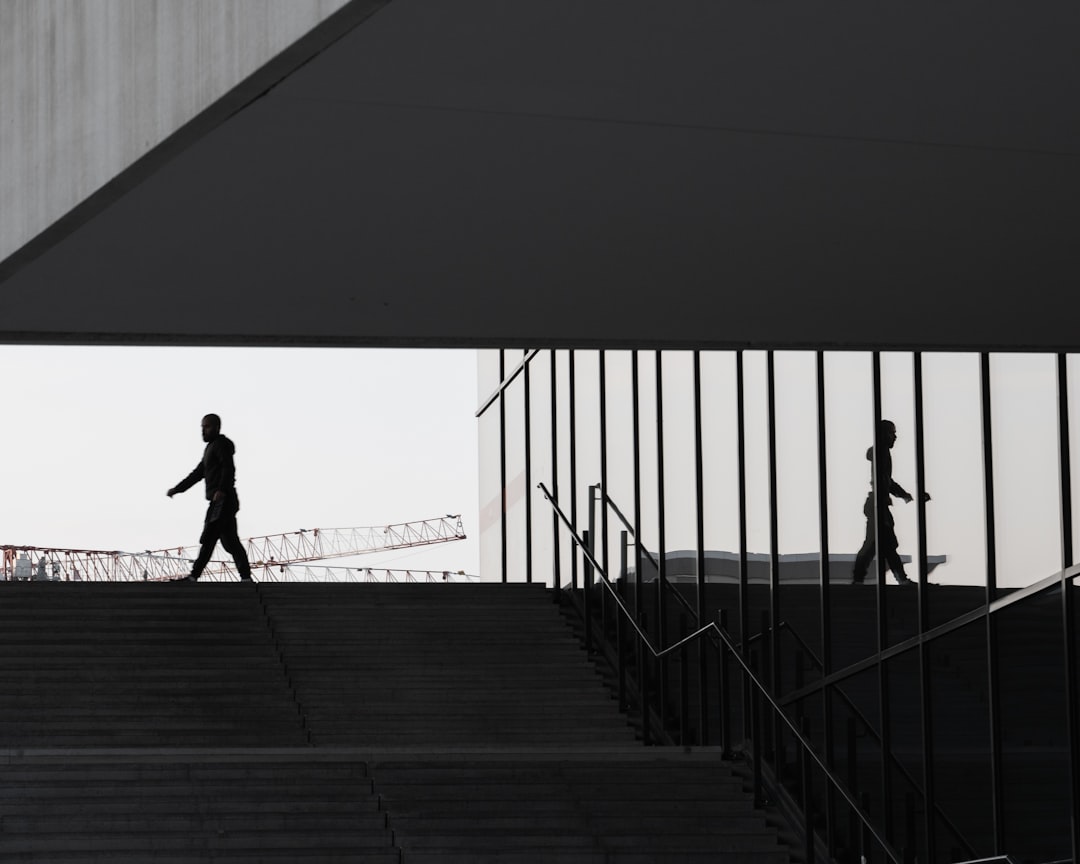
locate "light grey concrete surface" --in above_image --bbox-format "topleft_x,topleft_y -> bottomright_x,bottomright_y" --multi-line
0,0 -> 350,264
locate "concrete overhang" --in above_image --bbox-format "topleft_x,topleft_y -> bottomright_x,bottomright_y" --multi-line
1,0 -> 1078,351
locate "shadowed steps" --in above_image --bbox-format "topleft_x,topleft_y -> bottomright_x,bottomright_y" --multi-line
0,580 -> 795,864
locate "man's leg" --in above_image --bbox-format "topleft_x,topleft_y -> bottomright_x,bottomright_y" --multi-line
218,510 -> 252,580
852,496 -> 876,583
884,547 -> 911,583
881,511 -> 911,584
189,516 -> 221,581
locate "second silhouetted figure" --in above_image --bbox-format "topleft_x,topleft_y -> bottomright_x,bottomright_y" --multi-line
852,419 -> 930,586
167,413 -> 252,582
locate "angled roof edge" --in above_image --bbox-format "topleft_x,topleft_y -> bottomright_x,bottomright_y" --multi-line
0,0 -> 390,290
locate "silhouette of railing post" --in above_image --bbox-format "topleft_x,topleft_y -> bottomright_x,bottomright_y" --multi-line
617,531 -> 628,711
582,529 -> 593,652
861,792 -> 873,864
902,792 -> 918,864
751,648 -> 764,808
760,611 -> 776,766
679,614 -> 690,745
795,650 -> 806,779
638,608 -> 650,745
656,574 -> 667,736
718,609 -> 732,758
551,492 -> 561,593
593,487 -> 608,642
801,715 -> 815,864
848,718 -> 860,861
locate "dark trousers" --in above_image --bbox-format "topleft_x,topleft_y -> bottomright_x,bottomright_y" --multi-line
190,494 -> 251,580
852,493 -> 908,583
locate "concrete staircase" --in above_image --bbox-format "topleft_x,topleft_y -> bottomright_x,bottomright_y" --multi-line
0,582 -> 306,747
256,582 -> 641,748
0,580 -> 795,864
0,752 -> 395,863
623,580 -> 1075,864
370,751 -> 790,864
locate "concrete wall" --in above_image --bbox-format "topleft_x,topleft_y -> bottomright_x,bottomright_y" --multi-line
0,0 -> 350,264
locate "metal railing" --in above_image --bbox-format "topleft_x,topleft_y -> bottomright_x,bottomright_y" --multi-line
539,480 -> 903,864
591,484 -> 702,626
588,480 -> 980,863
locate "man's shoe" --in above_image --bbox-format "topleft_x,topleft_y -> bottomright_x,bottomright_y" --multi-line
238,574 -> 253,582
178,574 -> 199,582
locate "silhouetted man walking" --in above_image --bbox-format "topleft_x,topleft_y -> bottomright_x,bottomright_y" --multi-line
852,419 -> 929,585
167,413 -> 252,582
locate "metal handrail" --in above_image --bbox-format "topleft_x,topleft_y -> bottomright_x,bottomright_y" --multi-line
766,621 -> 977,860
593,486 -> 659,571
591,484 -> 708,634
955,858 -> 1034,864
539,481 -> 903,864
592,481 -> 976,861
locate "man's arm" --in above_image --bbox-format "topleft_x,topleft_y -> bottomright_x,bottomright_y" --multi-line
890,480 -> 930,503
167,462 -> 204,498
889,480 -> 912,502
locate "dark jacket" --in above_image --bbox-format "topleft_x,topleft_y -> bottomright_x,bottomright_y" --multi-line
173,434 -> 238,501
865,445 -> 910,505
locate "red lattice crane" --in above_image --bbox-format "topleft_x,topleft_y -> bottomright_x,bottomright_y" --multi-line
2,514 -> 467,582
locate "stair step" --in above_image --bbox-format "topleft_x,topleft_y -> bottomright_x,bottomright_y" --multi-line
0,582 -> 794,864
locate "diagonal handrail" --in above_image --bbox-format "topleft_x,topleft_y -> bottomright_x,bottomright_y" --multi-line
539,481 -> 904,864
594,481 -> 977,861
595,486 -> 659,571
592,485 -> 700,626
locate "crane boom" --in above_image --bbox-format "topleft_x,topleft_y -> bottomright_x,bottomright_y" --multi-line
156,564 -> 479,583
2,546 -> 190,582
2,515 -> 467,582
151,514 -> 466,567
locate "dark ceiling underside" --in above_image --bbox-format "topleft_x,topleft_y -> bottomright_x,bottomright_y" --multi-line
2,0 -> 1077,350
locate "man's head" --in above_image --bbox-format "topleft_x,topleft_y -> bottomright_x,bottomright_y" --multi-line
877,419 -> 897,448
201,414 -> 221,442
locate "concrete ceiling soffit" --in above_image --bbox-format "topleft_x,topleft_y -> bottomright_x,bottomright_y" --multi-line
1,1 -> 1078,351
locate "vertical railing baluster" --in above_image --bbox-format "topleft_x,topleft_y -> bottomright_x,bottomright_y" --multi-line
632,351 -> 643,634
679,615 -> 690,746
618,532 -> 628,711
816,349 -> 837,862
736,350 -> 750,741
656,351 -> 669,740
550,351 -> 560,595
718,609 -> 731,758
751,649 -> 763,809
981,352 -> 1005,854
802,716 -> 815,864
913,351 -> 936,863
499,350 -> 508,584
1057,353 -> 1080,864
861,792 -> 873,864
693,349 -> 709,745
903,792 -> 916,864
569,351 -> 578,591
760,610 -> 773,763
639,609 -> 650,746
582,528 -> 592,653
524,350 -> 532,583
766,350 -> 782,781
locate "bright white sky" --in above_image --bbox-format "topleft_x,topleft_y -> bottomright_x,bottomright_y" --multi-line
0,346 -> 480,577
